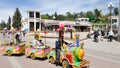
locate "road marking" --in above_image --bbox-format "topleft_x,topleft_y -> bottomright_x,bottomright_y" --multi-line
86,53 -> 120,64
8,57 -> 23,68
106,54 -> 120,59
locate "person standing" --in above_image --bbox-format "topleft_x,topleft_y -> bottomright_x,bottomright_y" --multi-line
100,30 -> 105,41
15,33 -> 20,44
55,40 -> 61,66
23,31 -> 26,37
93,29 -> 99,42
108,30 -> 114,42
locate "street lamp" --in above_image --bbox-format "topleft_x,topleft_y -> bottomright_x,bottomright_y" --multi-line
78,13 -> 80,18
118,0 -> 120,42
53,15 -> 56,20
53,15 -> 56,31
108,2 -> 114,31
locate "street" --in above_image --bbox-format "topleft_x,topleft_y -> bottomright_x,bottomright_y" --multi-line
0,33 -> 120,68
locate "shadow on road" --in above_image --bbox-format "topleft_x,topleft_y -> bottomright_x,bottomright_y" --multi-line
35,57 -> 47,61
26,56 -> 48,61
2,53 -> 25,57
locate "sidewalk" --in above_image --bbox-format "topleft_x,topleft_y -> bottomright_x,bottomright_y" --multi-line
26,32 -> 120,55
27,32 -> 88,40
83,38 -> 120,55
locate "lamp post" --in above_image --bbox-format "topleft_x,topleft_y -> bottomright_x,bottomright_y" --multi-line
108,2 -> 114,31
53,15 -> 56,20
118,0 -> 120,42
53,15 -> 56,31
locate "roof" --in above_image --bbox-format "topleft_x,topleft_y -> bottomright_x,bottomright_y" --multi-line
22,19 -> 92,26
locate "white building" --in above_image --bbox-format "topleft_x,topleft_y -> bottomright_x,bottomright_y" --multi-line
74,18 -> 92,31
111,16 -> 118,30
21,11 -> 92,32
22,10 -> 41,31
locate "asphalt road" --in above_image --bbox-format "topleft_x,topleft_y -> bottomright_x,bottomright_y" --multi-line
0,33 -> 120,68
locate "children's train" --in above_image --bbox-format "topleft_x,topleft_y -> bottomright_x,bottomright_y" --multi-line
0,25 -> 90,68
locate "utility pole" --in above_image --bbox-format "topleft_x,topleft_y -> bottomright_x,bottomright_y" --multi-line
118,0 -> 120,42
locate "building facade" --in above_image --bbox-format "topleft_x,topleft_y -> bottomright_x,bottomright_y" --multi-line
74,18 -> 92,31
22,10 -> 41,31
21,10 -> 92,32
111,16 -> 119,30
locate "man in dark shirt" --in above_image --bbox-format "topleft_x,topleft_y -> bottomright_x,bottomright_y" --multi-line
15,34 -> 20,43
94,30 -> 99,42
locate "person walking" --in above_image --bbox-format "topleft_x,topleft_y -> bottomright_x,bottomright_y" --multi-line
93,29 -> 99,42
108,30 -> 114,42
100,30 -> 105,41
23,31 -> 26,37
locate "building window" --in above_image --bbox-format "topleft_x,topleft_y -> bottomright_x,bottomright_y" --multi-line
112,19 -> 117,22
81,19 -> 84,21
112,19 -> 117,24
36,12 -> 40,18
85,19 -> 88,22
29,12 -> 34,18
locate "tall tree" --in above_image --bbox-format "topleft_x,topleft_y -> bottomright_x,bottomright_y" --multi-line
54,12 -> 58,20
0,20 -> 6,30
94,9 -> 100,19
94,9 -> 101,23
12,8 -> 22,30
114,7 -> 118,16
6,16 -> 11,30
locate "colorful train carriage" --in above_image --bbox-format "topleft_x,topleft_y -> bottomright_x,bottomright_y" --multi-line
48,43 -> 89,68
25,31 -> 50,59
25,45 -> 50,59
47,23 -> 90,68
0,29 -> 25,56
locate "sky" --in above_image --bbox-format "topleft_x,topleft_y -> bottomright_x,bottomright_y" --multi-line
0,0 -> 119,22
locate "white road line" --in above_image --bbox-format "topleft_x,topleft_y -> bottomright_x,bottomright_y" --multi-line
106,54 -> 120,60
86,53 -> 120,64
8,57 -> 23,68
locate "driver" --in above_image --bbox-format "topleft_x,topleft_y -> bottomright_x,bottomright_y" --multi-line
32,34 -> 44,48
15,33 -> 21,44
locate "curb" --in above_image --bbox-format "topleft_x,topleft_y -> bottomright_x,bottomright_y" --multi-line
41,36 -> 88,41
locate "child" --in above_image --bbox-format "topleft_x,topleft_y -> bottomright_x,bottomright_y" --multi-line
80,42 -> 84,49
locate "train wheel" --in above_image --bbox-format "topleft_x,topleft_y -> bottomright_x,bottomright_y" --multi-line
30,53 -> 35,60
62,60 -> 70,68
49,57 -> 54,64
7,50 -> 12,56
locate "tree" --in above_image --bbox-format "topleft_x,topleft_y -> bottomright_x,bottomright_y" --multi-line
57,14 -> 66,20
114,7 -> 118,16
86,11 -> 95,22
12,8 -> 22,30
54,12 -> 58,20
6,16 -> 11,30
66,12 -> 74,21
94,9 -> 101,23
0,20 -> 6,30
79,12 -> 85,18
94,9 -> 100,19
41,14 -> 49,19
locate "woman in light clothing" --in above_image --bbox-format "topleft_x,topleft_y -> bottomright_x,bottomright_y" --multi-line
108,30 -> 114,42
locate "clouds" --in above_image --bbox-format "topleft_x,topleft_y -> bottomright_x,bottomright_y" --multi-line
0,0 -> 119,22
